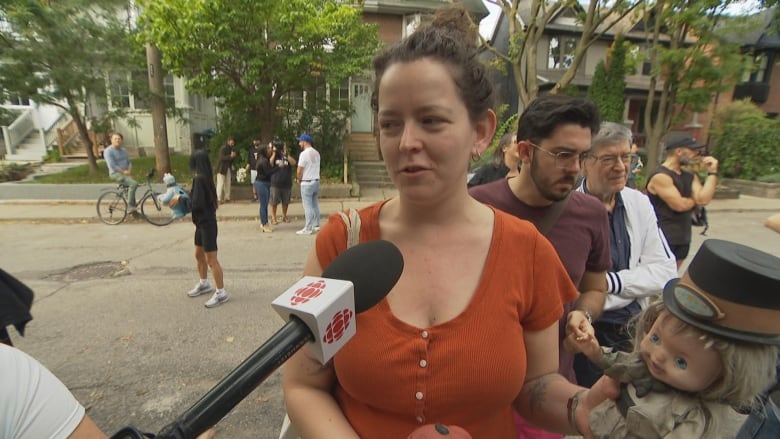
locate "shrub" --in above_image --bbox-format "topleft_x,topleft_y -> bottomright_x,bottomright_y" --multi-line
0,163 -> 34,182
710,100 -> 780,180
757,173 -> 780,183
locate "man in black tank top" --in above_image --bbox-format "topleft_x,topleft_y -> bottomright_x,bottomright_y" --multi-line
646,134 -> 719,267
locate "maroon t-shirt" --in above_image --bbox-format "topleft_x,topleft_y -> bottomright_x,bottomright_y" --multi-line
470,178 -> 611,383
470,179 -> 611,287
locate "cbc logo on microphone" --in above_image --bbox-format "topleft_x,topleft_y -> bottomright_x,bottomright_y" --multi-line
323,309 -> 353,344
290,280 -> 326,306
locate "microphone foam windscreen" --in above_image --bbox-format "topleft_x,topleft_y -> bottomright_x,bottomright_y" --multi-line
322,240 -> 404,313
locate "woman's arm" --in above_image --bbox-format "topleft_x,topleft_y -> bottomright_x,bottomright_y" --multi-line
282,249 -> 360,439
514,323 -> 617,436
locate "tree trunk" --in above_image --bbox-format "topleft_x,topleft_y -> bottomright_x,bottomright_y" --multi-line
66,96 -> 98,174
74,111 -> 98,174
147,44 -> 170,176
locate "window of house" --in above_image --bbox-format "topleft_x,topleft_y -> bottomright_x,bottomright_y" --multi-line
131,72 -> 149,110
5,94 -> 30,106
403,13 -> 432,38
334,79 -> 350,111
306,83 -> 327,111
282,90 -> 304,111
164,74 -> 175,108
741,53 -> 769,83
548,35 -> 577,69
109,72 -> 131,108
189,94 -> 203,112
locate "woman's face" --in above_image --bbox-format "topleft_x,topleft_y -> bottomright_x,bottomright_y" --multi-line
376,59 -> 493,202
639,312 -> 722,393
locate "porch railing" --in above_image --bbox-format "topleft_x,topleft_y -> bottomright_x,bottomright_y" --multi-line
1,109 -> 35,155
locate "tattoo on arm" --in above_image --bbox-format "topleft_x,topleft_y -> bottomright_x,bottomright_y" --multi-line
526,373 -> 567,415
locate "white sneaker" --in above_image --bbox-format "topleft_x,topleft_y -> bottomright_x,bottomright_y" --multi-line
205,290 -> 229,308
186,282 -> 213,297
296,228 -> 313,235
313,226 -> 321,232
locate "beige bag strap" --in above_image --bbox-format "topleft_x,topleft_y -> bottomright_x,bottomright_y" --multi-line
277,209 -> 361,439
337,209 -> 362,249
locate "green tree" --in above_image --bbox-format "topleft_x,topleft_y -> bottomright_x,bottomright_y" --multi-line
137,0 -> 380,143
0,0 -> 142,173
640,0 -> 745,168
709,99 -> 780,180
589,36 -> 628,123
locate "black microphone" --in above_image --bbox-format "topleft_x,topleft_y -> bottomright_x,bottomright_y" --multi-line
153,239 -> 403,439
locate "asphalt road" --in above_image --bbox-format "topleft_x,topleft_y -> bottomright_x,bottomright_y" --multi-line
1,209 -> 778,437
3,218 -> 316,438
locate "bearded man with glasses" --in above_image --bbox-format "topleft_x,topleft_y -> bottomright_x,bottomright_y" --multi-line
573,121 -> 677,388
470,95 -> 611,439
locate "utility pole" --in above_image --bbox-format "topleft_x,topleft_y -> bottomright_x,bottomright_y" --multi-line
146,43 -> 171,174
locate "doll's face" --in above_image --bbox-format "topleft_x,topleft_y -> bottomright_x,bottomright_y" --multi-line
639,312 -> 722,393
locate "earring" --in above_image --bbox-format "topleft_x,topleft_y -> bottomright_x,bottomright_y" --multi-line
471,150 -> 481,161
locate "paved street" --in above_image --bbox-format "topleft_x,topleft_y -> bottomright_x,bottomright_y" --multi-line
0,195 -> 778,437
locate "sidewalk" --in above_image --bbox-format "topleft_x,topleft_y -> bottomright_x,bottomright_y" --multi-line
1,183 -> 779,223
0,186 -> 399,223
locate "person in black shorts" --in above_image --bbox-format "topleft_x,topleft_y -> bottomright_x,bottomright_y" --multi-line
270,140 -> 296,224
184,150 -> 229,308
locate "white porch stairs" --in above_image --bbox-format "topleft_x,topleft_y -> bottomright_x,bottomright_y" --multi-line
346,133 -> 394,188
3,128 -> 46,163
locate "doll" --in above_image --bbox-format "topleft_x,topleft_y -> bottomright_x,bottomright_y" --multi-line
569,239 -> 780,439
157,172 -> 191,219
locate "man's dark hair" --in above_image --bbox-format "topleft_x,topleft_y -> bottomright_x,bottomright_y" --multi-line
516,95 -> 600,144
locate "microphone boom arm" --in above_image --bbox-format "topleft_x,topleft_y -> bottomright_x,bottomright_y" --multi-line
156,316 -> 312,439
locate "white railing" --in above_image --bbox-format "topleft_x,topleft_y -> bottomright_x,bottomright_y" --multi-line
44,111 -> 70,148
2,109 -> 35,155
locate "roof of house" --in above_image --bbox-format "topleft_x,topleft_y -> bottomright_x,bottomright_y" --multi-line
720,8 -> 780,50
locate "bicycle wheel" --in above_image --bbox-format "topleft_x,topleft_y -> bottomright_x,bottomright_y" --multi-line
140,192 -> 174,226
96,191 -> 128,225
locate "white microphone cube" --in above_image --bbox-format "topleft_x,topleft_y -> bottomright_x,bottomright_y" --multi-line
271,276 -> 356,364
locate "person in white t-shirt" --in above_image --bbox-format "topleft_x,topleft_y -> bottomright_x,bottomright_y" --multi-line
295,133 -> 321,235
1,344 -> 219,439
0,343 -> 105,439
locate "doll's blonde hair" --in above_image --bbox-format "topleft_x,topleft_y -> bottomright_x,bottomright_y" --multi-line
632,301 -> 778,410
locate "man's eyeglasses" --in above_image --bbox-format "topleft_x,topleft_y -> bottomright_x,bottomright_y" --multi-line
527,142 -> 586,169
586,153 -> 638,168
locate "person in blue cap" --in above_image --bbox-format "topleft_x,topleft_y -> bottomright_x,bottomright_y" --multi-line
295,133 -> 321,235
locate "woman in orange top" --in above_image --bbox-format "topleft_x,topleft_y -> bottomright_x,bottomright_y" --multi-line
282,5 -> 616,438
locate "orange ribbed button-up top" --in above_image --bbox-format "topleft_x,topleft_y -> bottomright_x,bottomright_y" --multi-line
315,202 -> 578,439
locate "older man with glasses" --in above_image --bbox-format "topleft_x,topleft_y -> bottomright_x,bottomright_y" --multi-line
572,121 -> 677,388
470,95 -> 611,439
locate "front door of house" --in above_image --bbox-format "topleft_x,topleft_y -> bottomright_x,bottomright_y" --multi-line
351,82 -> 372,133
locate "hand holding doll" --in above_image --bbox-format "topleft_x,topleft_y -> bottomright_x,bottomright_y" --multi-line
577,239 -> 780,439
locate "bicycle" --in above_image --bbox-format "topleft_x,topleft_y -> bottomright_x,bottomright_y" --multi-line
96,169 -> 175,226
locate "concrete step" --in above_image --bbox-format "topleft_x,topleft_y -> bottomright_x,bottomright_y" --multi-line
5,153 -> 45,162
353,160 -> 393,188
346,134 -> 380,161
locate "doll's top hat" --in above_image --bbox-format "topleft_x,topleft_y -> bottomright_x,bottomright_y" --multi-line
663,239 -> 780,345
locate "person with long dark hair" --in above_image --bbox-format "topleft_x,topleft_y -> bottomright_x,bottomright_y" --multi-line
254,142 -> 278,233
185,150 -> 229,308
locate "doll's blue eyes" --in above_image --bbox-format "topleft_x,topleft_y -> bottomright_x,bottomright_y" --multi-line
650,334 -> 660,344
674,357 -> 688,369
